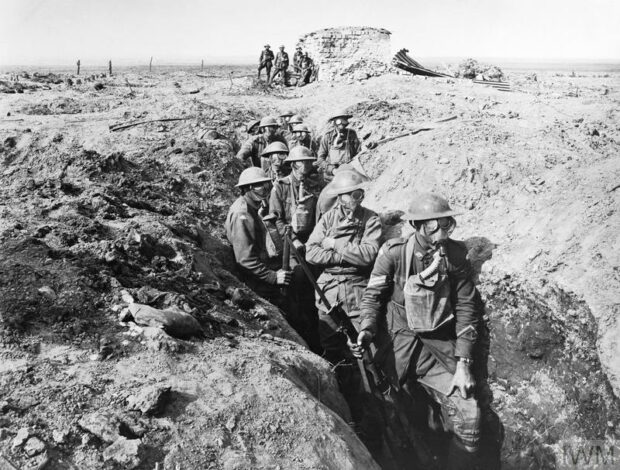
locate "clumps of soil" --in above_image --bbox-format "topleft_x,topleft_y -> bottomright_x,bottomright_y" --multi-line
480,275 -> 620,469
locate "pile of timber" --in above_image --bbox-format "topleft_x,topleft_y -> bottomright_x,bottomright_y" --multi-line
394,49 -> 512,92
392,49 -> 453,78
472,79 -> 512,92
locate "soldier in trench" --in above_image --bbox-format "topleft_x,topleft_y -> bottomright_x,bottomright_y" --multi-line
269,146 -> 325,353
260,141 -> 291,181
305,169 -> 384,449
351,192 -> 502,470
225,167 -> 291,308
236,116 -> 288,170
317,111 -> 361,182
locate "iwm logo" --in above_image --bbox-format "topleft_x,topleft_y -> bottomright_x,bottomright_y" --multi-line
557,441 -> 618,469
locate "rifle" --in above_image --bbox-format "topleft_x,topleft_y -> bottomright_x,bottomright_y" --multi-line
284,235 -> 438,469
281,226 -> 291,296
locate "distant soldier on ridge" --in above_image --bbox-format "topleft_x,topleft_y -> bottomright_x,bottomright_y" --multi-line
270,45 -> 290,85
258,44 -> 274,82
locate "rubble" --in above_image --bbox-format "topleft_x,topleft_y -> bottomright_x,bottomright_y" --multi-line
455,58 -> 506,81
24,437 -> 46,457
126,384 -> 172,416
102,436 -> 141,468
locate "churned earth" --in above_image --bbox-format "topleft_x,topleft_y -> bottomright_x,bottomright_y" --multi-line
0,65 -> 618,469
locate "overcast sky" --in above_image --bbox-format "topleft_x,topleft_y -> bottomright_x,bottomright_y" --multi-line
1,0 -> 619,65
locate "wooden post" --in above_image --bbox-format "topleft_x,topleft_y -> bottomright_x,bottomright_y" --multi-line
108,60 -> 112,76
149,56 -> 153,72
201,59 -> 204,71
76,59 -> 80,75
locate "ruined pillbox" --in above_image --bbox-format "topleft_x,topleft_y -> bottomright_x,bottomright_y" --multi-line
298,26 -> 391,81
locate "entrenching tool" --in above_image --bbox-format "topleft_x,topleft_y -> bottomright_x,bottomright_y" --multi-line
283,234 -> 438,470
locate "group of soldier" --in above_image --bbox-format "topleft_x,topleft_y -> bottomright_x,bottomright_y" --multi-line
226,110 -> 502,469
258,44 -> 315,87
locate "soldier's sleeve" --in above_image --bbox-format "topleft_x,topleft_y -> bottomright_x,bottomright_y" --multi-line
229,210 -> 278,285
317,133 -> 329,168
351,132 -> 361,157
236,137 -> 255,163
333,213 -> 382,267
269,182 -> 287,238
359,242 -> 396,336
448,241 -> 478,359
305,213 -> 343,266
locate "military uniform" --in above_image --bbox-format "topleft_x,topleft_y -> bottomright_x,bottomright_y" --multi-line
293,50 -> 304,71
225,194 -> 282,305
236,134 -> 288,171
258,48 -> 274,81
270,173 -> 324,244
359,234 -> 482,466
317,128 -> 361,181
305,204 -> 382,355
271,51 -> 289,84
298,55 -> 314,87
270,172 -> 325,352
305,202 -> 383,449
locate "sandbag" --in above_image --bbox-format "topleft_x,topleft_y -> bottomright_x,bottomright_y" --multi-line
128,303 -> 203,339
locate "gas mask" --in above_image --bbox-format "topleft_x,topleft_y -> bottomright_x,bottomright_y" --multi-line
249,181 -> 271,202
292,160 -> 313,179
338,189 -> 364,215
415,217 -> 456,248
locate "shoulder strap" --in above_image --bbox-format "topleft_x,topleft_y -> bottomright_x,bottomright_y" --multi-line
405,235 -> 416,279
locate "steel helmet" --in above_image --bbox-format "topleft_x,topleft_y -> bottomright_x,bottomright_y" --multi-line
285,146 -> 316,162
264,44 -> 271,48
261,141 -> 289,156
292,124 -> 310,133
402,193 -> 462,221
289,114 -> 303,125
279,110 -> 294,118
258,116 -> 279,128
329,110 -> 353,122
236,167 -> 271,187
246,119 -> 260,134
327,169 -> 369,196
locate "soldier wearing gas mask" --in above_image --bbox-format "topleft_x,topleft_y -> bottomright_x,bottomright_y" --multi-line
225,167 -> 291,307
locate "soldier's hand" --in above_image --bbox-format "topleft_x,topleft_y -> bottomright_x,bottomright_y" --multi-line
348,330 -> 373,359
292,239 -> 305,252
276,269 -> 292,286
448,361 -> 475,399
321,237 -> 336,250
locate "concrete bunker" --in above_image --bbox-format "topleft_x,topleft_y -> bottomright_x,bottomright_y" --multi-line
297,26 -> 392,81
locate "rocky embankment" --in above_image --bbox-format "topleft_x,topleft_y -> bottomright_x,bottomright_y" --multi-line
0,67 -> 618,469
